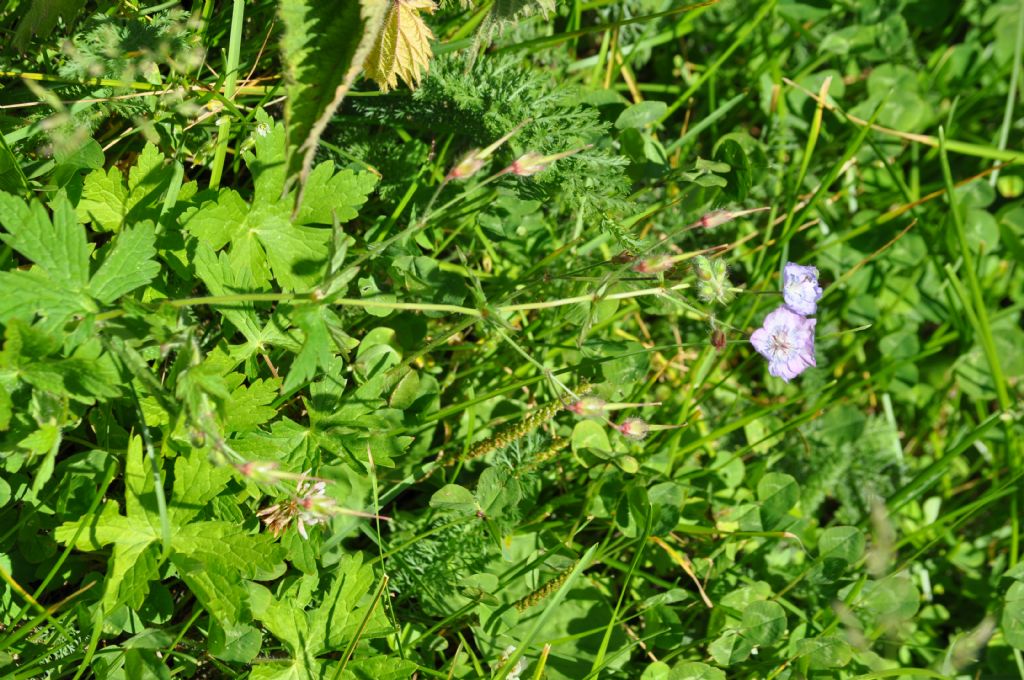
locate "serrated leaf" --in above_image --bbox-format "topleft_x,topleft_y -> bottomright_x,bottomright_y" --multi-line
192,244 -> 267,349
88,221 -> 160,303
816,526 -> 865,581
338,655 -> 418,680
757,472 -> 798,529
297,162 -> 378,225
430,484 -> 477,514
0,268 -> 89,333
282,305 -> 334,394
77,144 -> 174,232
174,553 -> 252,629
280,0 -> 389,192
183,189 -> 248,250
364,0 -> 436,94
77,166 -> 129,231
224,377 -> 282,432
0,191 -> 90,288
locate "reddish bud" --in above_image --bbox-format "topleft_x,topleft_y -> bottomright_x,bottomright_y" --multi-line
568,397 -> 607,417
711,328 -> 727,351
447,150 -> 487,180
632,256 -> 674,275
700,210 -> 734,229
509,152 -> 548,176
617,418 -> 650,441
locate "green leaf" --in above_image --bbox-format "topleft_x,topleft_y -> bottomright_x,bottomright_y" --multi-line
816,526 -> 865,580
337,655 -> 419,680
192,244 -> 268,351
794,636 -> 853,669
183,189 -> 248,250
672,662 -> 727,680
430,484 -> 478,515
207,620 -> 263,664
279,0 -> 388,191
77,166 -> 129,232
224,377 -> 282,432
88,221 -> 160,303
741,600 -> 786,646
852,573 -> 920,627
708,629 -> 752,666
0,132 -> 28,194
0,191 -> 90,288
13,0 -> 87,50
282,305 -> 334,394
77,144 -> 175,232
757,472 -> 798,529
1004,581 -> 1024,649
572,419 -> 612,455
297,161 -> 378,225
173,553 -> 252,629
615,101 -> 667,130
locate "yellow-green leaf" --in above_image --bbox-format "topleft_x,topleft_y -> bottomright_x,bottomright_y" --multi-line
364,0 -> 436,93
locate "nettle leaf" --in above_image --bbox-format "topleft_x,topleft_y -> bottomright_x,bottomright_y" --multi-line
280,0 -> 388,190
364,0 -> 436,93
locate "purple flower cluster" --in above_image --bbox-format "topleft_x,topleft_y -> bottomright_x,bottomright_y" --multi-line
750,263 -> 822,382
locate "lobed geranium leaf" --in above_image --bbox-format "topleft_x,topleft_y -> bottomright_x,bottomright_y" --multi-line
88,221 -> 161,304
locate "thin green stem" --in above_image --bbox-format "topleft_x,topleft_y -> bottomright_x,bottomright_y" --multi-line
208,0 -> 245,190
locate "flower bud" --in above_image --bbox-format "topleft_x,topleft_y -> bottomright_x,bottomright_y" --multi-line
700,210 -> 734,229
236,460 -> 282,484
711,327 -> 727,351
447,150 -> 487,180
509,152 -> 548,176
568,397 -> 607,417
632,255 -> 674,275
617,418 -> 650,441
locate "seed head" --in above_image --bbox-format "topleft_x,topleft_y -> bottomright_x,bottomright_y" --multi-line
693,255 -> 734,305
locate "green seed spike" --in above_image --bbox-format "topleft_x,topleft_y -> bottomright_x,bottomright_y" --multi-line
444,384 -> 592,467
518,437 -> 569,475
514,561 -> 579,612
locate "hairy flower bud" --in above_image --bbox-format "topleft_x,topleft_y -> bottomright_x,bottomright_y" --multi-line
509,152 -> 548,176
617,418 -> 650,441
632,255 -> 675,275
447,149 -> 487,180
568,396 -> 607,417
700,210 -> 735,229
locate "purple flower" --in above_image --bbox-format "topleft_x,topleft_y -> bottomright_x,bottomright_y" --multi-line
750,306 -> 816,381
782,262 -> 822,316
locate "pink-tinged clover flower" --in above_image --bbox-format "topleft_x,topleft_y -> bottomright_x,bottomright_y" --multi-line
750,306 -> 816,381
782,262 -> 822,316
